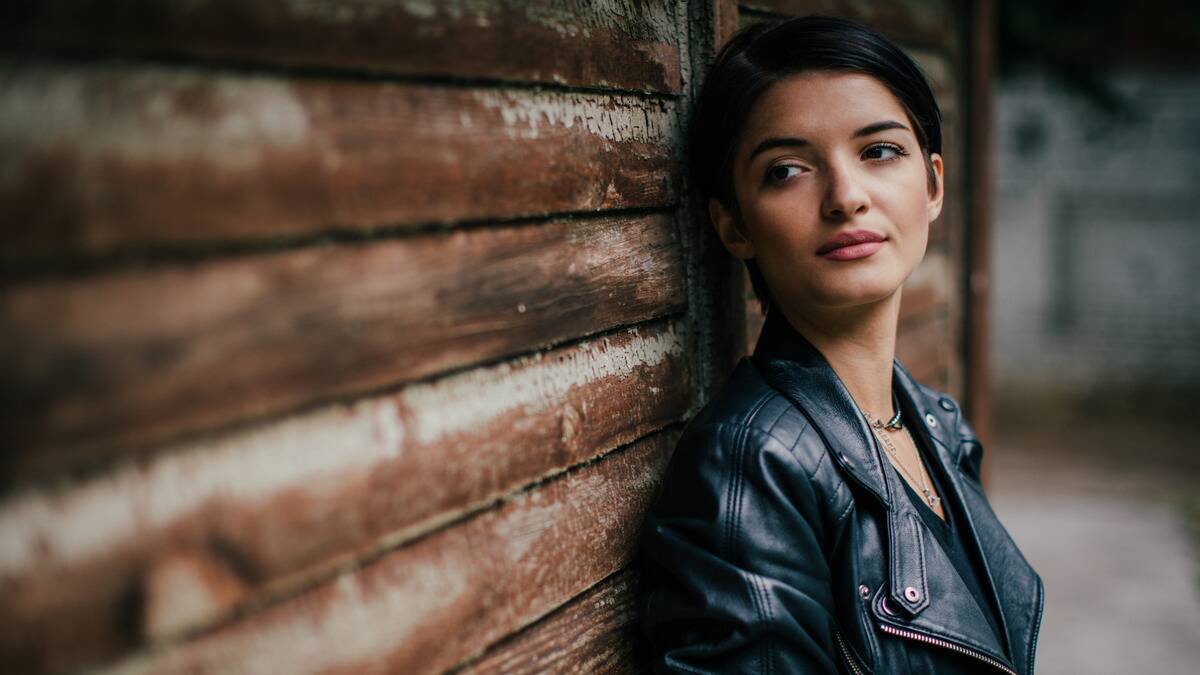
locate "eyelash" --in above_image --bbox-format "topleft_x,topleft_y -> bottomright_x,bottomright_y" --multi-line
863,142 -> 909,162
762,142 -> 910,185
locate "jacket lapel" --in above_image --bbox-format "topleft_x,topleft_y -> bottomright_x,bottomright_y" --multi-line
749,308 -> 893,511
872,371 -> 1015,670
900,365 -> 1045,675
750,308 -> 1039,674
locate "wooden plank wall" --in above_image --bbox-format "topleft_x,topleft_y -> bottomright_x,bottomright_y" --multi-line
0,1 -> 976,673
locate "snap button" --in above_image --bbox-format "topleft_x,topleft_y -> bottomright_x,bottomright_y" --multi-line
904,586 -> 921,602
881,596 -> 899,616
924,413 -> 938,428
939,397 -> 955,411
858,584 -> 870,599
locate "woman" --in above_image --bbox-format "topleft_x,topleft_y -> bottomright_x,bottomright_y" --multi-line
638,16 -> 1044,675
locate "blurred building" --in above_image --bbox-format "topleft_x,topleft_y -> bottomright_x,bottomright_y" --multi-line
990,3 -> 1200,414
992,70 -> 1200,405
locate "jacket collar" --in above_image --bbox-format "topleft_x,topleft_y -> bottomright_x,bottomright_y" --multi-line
749,306 -> 900,509
748,307 -> 1031,673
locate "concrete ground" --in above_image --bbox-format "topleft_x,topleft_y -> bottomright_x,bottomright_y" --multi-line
985,411 -> 1200,674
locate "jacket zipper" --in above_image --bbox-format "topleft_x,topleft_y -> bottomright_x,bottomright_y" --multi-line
834,627 -> 865,675
878,622 -> 1017,675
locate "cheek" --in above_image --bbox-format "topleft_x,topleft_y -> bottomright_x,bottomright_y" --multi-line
742,189 -> 820,245
888,173 -> 936,234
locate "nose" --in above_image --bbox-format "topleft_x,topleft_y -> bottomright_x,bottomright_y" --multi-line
820,159 -> 870,221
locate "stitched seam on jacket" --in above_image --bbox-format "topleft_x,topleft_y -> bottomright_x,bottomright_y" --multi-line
762,395 -> 792,445
1028,571 -> 1045,673
908,512 -> 929,608
724,423 -> 771,672
836,491 -> 855,522
748,573 -> 774,675
723,424 -> 746,564
810,443 -> 829,481
729,396 -> 781,675
732,423 -> 770,675
823,478 -> 845,511
887,512 -> 901,605
725,394 -> 775,562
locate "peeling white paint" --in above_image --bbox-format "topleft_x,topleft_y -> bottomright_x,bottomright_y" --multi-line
0,397 -> 405,573
524,0 -> 675,42
475,89 -> 676,144
399,0 -> 495,22
0,324 -> 682,575
94,433 -> 666,675
0,65 -> 311,177
402,323 -> 683,445
102,549 -> 469,675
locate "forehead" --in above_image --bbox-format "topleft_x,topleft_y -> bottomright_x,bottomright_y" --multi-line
741,71 -> 911,145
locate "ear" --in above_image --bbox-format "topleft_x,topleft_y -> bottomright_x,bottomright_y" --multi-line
709,197 -> 756,260
926,153 -> 945,222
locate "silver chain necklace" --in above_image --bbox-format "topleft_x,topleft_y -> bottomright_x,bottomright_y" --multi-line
863,398 -> 942,510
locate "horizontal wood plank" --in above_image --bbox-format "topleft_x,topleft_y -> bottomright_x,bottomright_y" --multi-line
453,567 -> 647,674
0,214 -> 685,475
0,63 -> 679,257
0,321 -> 689,673
93,431 -> 676,675
4,0 -> 681,94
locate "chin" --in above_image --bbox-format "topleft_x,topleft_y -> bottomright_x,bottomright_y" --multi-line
808,273 -> 905,309
806,278 -> 902,307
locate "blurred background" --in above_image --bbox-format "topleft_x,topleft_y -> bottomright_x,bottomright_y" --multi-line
987,1 -> 1200,672
0,1 -> 1196,674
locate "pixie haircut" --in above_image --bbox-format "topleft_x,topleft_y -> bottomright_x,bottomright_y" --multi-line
689,16 -> 943,311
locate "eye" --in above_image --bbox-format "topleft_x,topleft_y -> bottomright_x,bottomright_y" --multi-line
862,142 -> 908,162
764,164 -> 804,184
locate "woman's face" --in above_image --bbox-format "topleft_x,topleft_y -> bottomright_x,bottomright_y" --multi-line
711,71 -> 943,316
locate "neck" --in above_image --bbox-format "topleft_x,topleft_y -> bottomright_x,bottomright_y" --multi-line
775,292 -> 902,421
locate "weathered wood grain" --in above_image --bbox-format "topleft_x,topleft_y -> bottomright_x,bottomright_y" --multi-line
92,431 -> 676,675
0,63 -> 679,257
0,213 -> 685,476
740,0 -> 956,49
3,0 -> 681,94
0,321 -> 689,672
897,310 -> 951,389
453,567 -> 648,674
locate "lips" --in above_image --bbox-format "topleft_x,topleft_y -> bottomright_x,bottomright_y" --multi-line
816,229 -> 887,256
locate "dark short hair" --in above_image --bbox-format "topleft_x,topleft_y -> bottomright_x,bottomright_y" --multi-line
688,16 -> 943,311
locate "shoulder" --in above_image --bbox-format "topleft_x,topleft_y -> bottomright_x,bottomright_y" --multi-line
660,358 -> 838,504
644,359 -> 847,560
682,358 -> 822,464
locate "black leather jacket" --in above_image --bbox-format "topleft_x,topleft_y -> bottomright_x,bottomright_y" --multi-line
638,309 -> 1044,674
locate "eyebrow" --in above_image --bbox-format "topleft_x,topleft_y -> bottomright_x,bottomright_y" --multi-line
853,120 -> 910,138
745,120 -> 911,163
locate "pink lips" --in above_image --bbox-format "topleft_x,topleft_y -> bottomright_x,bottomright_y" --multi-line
817,229 -> 886,261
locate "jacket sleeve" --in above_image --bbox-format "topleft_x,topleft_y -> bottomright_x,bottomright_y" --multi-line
638,422 -> 841,674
